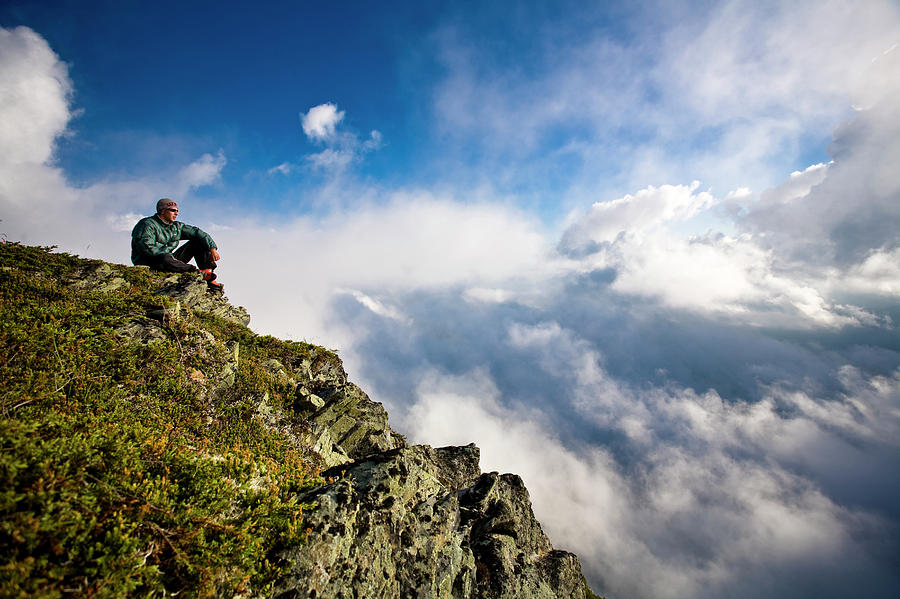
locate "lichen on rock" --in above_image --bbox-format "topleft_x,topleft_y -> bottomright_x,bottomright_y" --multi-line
274,444 -> 592,599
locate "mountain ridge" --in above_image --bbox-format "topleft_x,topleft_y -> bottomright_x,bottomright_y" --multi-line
0,242 -> 601,599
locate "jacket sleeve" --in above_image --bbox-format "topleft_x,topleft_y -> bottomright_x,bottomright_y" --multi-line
179,224 -> 217,250
132,218 -> 168,257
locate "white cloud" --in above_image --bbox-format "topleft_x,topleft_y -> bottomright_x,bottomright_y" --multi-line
294,104 -> 382,173
404,365 -> 896,599
0,26 -> 73,169
301,102 -> 344,142
0,25 -> 78,235
362,129 -> 383,151
306,147 -> 354,170
430,1 -> 900,197
216,194 -> 558,343
106,212 -> 143,233
268,162 -> 293,176
560,181 -> 716,249
176,150 -> 226,189
463,287 -> 515,305
836,248 -> 900,296
337,289 -> 411,324
559,180 -> 883,327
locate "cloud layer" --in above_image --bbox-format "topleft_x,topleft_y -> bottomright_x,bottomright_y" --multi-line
2,7 -> 899,597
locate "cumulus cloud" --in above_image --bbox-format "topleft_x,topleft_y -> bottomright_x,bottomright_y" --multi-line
286,103 -> 382,173
738,51 -> 900,268
0,25 -> 77,228
560,181 -> 717,250
301,102 -> 345,141
558,181 -> 884,327
0,26 -> 73,169
317,34 -> 899,595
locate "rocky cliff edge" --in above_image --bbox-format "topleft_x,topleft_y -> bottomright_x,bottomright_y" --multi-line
0,243 -> 599,599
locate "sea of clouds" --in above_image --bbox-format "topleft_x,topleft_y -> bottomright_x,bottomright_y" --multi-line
2,2 -> 899,596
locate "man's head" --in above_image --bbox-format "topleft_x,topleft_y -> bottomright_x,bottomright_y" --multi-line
156,198 -> 179,224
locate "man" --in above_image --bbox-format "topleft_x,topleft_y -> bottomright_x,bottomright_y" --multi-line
131,198 -> 224,292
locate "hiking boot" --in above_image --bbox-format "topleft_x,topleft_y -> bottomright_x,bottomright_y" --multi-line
207,280 -> 225,294
198,268 -> 217,283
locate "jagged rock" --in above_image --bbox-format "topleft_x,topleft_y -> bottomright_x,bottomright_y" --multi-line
273,444 -> 590,599
303,382 -> 407,460
68,262 -> 129,293
154,272 -> 250,326
460,473 -> 587,598
8,246 -> 598,598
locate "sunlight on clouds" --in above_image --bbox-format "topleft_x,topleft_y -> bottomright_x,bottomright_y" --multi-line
561,182 -> 716,249
431,1 -> 900,196
837,248 -> 900,296
462,287 -> 515,305
0,25 -> 76,229
561,182 -> 874,327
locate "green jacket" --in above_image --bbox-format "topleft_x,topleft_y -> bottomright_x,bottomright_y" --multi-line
131,214 -> 217,266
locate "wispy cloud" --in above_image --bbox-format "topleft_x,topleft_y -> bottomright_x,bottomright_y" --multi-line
428,0 -> 900,199
267,103 -> 384,175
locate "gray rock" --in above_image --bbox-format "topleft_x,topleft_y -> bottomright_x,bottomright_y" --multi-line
303,382 -> 406,460
52,253 -> 598,598
154,272 -> 250,326
274,444 -> 591,599
68,262 -> 129,293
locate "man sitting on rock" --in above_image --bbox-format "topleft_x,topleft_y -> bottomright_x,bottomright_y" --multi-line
131,198 -> 224,293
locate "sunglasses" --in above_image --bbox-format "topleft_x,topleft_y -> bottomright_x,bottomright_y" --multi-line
166,208 -> 179,213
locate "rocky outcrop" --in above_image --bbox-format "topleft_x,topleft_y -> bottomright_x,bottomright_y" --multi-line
274,445 -> 591,599
29,249 -> 596,598
70,261 -> 251,327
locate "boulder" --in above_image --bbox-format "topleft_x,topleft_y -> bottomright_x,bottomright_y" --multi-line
274,444 -> 591,599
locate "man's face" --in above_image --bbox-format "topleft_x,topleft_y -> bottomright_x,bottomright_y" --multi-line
159,207 -> 178,224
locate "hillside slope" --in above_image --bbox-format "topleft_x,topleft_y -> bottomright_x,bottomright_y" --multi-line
0,243 -> 600,599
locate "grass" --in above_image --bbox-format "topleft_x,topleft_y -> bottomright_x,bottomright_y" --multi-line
0,243 -> 336,597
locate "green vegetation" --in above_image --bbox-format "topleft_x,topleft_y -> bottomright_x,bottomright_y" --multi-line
0,243 -> 334,597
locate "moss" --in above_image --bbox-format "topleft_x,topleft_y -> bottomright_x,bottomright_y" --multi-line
0,242 -> 327,597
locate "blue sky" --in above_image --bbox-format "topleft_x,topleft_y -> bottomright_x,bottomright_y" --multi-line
2,1 -> 900,598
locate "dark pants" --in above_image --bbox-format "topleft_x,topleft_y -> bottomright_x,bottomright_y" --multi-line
148,239 -> 217,273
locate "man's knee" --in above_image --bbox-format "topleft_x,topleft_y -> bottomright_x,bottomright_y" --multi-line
150,253 -> 197,273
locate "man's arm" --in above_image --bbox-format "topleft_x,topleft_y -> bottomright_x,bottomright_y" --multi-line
132,218 -> 168,257
179,224 -> 218,253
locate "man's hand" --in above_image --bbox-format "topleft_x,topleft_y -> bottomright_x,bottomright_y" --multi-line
210,248 -> 221,262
